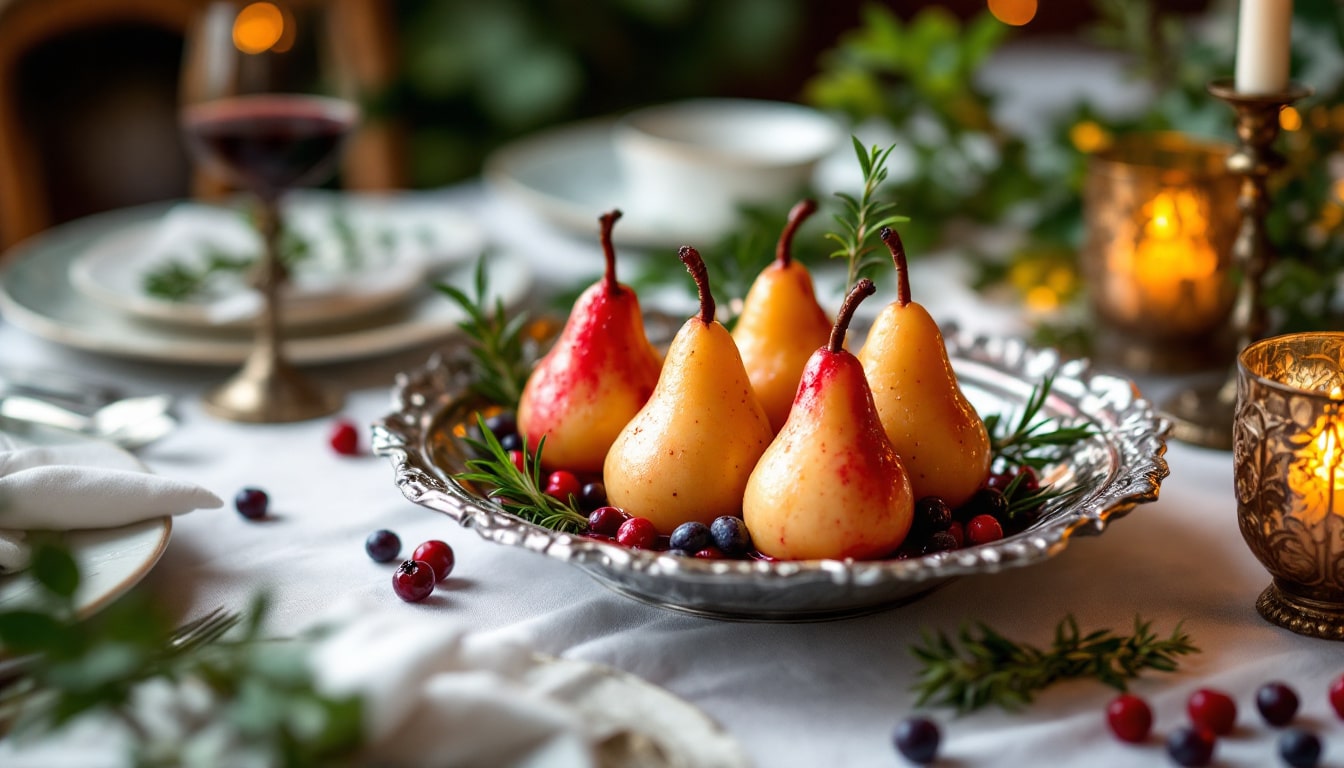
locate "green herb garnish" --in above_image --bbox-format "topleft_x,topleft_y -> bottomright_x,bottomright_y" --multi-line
985,371 -> 1097,471
826,138 -> 909,288
911,614 -> 1199,713
455,415 -> 589,533
435,256 -> 532,410
141,214 -> 313,302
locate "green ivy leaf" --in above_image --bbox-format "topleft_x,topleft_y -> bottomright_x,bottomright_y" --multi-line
32,540 -> 79,600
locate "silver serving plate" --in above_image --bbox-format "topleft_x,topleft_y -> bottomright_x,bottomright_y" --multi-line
373,328 -> 1170,621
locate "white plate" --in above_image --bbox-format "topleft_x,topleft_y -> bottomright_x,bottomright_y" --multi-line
483,117 -> 741,249
0,204 -> 533,366
68,194 -> 485,330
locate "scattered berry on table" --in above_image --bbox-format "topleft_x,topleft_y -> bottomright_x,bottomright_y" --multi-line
1256,681 -> 1300,727
234,487 -> 269,520
544,470 -> 581,503
412,540 -> 455,581
911,496 -> 953,538
392,560 -> 435,602
1165,725 -> 1215,767
965,514 -> 1004,545
1187,688 -> 1237,736
669,521 -> 712,553
616,517 -> 658,549
710,516 -> 752,556
328,418 -> 360,455
1328,673 -> 1344,719
588,506 -> 629,536
578,482 -> 608,511
1278,729 -> 1322,768
484,411 -> 517,439
892,716 -> 940,765
364,529 -> 401,563
1106,694 -> 1153,744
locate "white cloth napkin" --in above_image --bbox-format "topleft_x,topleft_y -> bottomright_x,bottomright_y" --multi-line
0,433 -> 221,573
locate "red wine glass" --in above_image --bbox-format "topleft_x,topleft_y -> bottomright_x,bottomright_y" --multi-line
180,0 -> 358,422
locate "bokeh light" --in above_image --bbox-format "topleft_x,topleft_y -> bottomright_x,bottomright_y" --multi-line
1070,121 -> 1110,153
1279,106 -> 1302,132
988,0 -> 1038,27
233,2 -> 284,55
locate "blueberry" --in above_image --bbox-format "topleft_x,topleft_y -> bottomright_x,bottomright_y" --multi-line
484,412 -> 517,438
919,531 -> 959,556
669,522 -> 712,554
957,488 -> 1009,523
579,482 -> 608,511
365,529 -> 401,562
499,432 -> 524,452
234,487 -> 269,520
1256,681 -> 1300,726
893,716 -> 940,764
1165,725 -> 1215,767
1279,729 -> 1321,768
710,516 -> 752,556
911,496 -> 952,537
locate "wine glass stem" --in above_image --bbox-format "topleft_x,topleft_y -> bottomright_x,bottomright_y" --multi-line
255,197 -> 285,365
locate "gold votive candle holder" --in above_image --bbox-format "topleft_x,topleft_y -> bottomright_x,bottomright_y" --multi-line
1234,332 -> 1344,640
1082,132 -> 1240,372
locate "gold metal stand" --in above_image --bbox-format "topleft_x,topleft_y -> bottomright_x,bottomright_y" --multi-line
202,201 -> 342,423
1162,79 -> 1312,450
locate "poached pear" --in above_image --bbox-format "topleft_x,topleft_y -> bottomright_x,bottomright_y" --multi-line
603,246 -> 773,533
732,199 -> 833,433
516,210 -> 662,473
856,227 -> 991,508
744,279 -> 914,560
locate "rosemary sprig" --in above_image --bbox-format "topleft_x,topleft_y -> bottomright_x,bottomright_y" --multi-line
911,615 -> 1199,714
826,137 -> 910,287
435,256 -> 532,410
456,415 -> 589,533
985,371 -> 1097,471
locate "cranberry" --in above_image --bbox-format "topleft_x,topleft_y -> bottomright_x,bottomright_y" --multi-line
1106,694 -> 1153,744
1329,673 -> 1344,719
670,522 -> 712,553
965,514 -> 1004,545
946,521 -> 964,548
588,506 -> 629,536
1256,681 -> 1299,726
616,517 -> 658,549
412,540 -> 455,581
1187,688 -> 1236,735
392,560 -> 435,602
985,470 -> 1016,492
328,418 -> 360,456
911,496 -> 953,538
507,450 -> 526,473
892,716 -> 940,765
364,529 -> 401,563
694,547 -> 724,559
1166,726 -> 1215,767
234,487 -> 269,520
1013,465 -> 1040,494
545,471 -> 581,503
710,516 -> 752,556
1279,729 -> 1322,768
578,481 -> 608,511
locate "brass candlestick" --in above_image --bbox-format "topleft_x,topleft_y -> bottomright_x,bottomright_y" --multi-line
202,200 -> 342,423
1162,78 -> 1312,450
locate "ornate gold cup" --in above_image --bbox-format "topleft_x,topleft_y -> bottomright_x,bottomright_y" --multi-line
1082,132 -> 1241,372
1234,332 -> 1344,639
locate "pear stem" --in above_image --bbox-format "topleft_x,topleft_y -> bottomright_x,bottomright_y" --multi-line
775,198 -> 817,268
679,246 -> 715,325
599,209 -> 623,294
879,226 -> 910,307
830,278 -> 875,353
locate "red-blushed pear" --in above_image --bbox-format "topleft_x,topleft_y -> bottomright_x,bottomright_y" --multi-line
516,210 -> 662,473
603,247 -> 773,533
732,199 -> 833,433
743,279 -> 914,560
856,227 -> 991,508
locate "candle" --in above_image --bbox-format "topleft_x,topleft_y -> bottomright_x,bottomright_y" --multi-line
1235,0 -> 1293,94
1107,189 -> 1221,324
1290,394 -> 1344,524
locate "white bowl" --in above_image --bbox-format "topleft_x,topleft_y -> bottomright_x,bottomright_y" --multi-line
613,99 -> 843,242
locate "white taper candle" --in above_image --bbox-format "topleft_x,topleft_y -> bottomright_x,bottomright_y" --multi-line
1235,0 -> 1293,94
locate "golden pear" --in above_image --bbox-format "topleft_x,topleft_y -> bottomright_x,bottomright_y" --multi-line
744,279 -> 914,560
517,210 -> 662,473
733,199 -> 833,433
856,227 -> 990,508
603,246 -> 773,533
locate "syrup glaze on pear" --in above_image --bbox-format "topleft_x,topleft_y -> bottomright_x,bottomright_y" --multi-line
603,246 -> 773,533
857,227 -> 991,508
516,210 -> 662,473
732,198 -> 834,433
743,279 -> 914,560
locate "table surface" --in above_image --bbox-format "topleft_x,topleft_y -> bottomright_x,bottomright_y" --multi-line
3,46 -> 1340,768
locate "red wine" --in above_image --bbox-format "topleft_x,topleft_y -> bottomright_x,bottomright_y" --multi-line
182,95 -> 358,196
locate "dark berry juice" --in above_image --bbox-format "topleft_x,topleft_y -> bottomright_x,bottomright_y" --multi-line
182,94 -> 357,196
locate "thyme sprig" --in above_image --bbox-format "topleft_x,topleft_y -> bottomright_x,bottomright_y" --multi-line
456,415 -> 589,533
826,138 -> 910,287
985,371 -> 1097,471
436,257 -> 532,410
911,615 -> 1199,714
